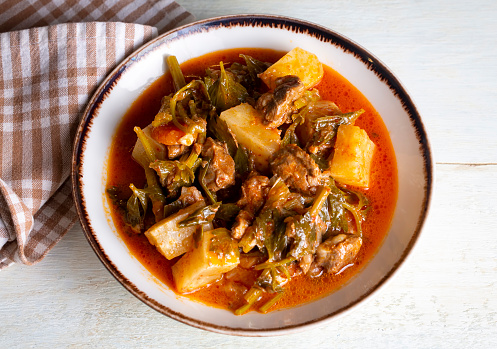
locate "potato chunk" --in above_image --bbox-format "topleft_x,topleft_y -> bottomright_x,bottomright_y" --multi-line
144,201 -> 212,260
172,228 -> 240,293
259,47 -> 324,90
328,124 -> 375,188
219,103 -> 281,171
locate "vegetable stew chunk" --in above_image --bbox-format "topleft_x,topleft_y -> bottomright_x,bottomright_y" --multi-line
166,144 -> 189,159
219,103 -> 281,172
232,173 -> 271,239
328,124 -> 375,188
172,228 -> 240,293
131,124 -> 167,168
259,47 -> 324,90
144,201 -> 212,260
201,137 -> 236,192
311,234 -> 362,275
270,144 -> 322,196
177,186 -> 204,206
256,75 -> 305,128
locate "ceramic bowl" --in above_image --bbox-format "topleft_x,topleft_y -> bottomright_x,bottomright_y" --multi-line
72,14 -> 433,336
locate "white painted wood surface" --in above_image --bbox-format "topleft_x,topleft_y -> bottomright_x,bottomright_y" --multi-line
1,0 -> 496,347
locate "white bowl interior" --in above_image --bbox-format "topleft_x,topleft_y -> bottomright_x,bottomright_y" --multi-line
77,18 -> 430,334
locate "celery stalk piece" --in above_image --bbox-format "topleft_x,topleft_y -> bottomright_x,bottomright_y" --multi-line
166,55 -> 186,92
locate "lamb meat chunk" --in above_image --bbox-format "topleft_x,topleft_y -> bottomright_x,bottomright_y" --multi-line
177,186 -> 204,206
256,75 -> 305,128
231,210 -> 253,240
311,234 -> 362,275
231,172 -> 271,239
201,137 -> 236,192
270,144 -> 322,195
299,254 -> 314,275
236,172 -> 271,213
167,144 -> 189,159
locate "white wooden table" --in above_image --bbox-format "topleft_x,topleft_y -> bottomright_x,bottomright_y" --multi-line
2,1 -> 496,347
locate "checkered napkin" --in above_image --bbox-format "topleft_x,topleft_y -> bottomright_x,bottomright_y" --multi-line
0,0 -> 194,269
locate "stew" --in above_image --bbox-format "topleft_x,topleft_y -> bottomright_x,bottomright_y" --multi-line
106,48 -> 397,314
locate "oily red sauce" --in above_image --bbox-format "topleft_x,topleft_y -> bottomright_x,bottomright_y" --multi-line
106,48 -> 398,312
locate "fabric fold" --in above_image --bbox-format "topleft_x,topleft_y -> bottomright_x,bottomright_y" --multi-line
0,0 -> 194,34
0,0 -> 195,268
0,0 -> 194,270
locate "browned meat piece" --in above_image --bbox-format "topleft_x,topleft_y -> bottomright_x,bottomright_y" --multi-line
310,234 -> 362,275
270,144 -> 322,195
177,186 -> 204,206
231,210 -> 250,239
299,254 -> 314,274
236,172 -> 270,212
231,172 -> 270,239
285,207 -> 328,274
256,75 -> 305,128
238,251 -> 266,269
201,137 -> 236,192
232,210 -> 253,240
166,144 -> 189,159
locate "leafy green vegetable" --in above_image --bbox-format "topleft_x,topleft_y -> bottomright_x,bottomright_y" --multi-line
208,228 -> 239,259
178,202 -> 221,227
252,209 -> 275,252
281,115 -> 304,147
207,113 -> 237,157
264,217 -> 289,262
215,203 -> 241,222
234,287 -> 262,315
325,179 -> 370,237
293,89 -> 321,110
309,153 -> 329,172
307,108 -> 365,154
144,167 -> 166,222
238,178 -> 294,255
287,186 -> 331,259
106,186 -> 126,210
239,54 -> 271,82
126,184 -> 149,233
259,292 -> 284,313
208,61 -> 248,112
235,263 -> 289,315
166,55 -> 186,92
254,257 -> 295,271
255,265 -> 289,293
163,198 -> 188,218
233,145 -> 250,177
169,80 -> 210,139
134,126 -> 158,163
234,54 -> 272,92
149,147 -> 201,198
326,181 -> 349,235
132,127 -> 166,222
198,158 -> 217,205
151,96 -> 173,128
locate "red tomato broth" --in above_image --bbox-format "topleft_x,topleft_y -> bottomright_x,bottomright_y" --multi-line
106,48 -> 398,313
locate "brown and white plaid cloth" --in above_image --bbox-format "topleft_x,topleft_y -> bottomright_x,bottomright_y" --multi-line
0,0 -> 194,269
